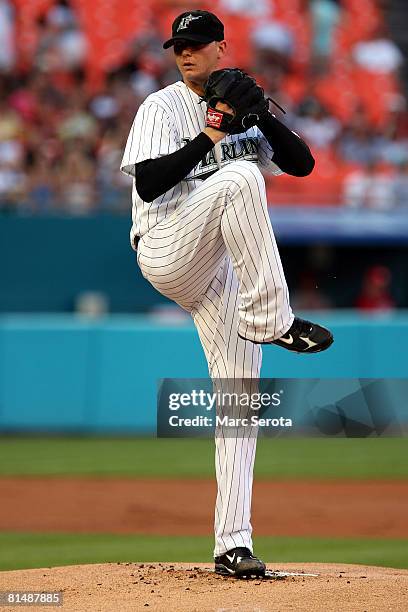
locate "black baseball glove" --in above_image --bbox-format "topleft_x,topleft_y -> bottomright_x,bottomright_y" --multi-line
202,68 -> 270,135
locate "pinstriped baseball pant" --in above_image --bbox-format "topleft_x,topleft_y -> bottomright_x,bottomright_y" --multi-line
137,160 -> 294,556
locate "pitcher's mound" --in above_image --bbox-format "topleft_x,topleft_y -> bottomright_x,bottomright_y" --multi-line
0,562 -> 407,611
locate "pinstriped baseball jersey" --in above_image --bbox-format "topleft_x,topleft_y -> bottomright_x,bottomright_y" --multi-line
120,80 -> 282,247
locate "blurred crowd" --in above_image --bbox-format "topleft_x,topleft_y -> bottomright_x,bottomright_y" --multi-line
0,0 -> 407,215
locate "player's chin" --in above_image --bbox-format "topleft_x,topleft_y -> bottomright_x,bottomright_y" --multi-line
182,66 -> 198,76
182,66 -> 204,81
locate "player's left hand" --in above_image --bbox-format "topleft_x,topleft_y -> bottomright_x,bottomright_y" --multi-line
202,68 -> 269,135
215,100 -> 235,116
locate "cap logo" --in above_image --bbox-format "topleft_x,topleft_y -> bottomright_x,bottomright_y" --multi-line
177,14 -> 202,31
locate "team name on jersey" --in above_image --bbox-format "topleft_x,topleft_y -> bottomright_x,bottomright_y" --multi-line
181,136 -> 258,179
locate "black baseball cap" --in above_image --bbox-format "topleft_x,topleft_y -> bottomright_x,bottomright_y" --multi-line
163,10 -> 224,49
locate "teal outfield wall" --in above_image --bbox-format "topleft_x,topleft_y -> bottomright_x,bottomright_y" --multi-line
2,215 -> 408,314
0,216 -> 166,313
0,313 -> 407,433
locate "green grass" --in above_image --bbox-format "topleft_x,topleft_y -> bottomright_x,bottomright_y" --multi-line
0,437 -> 407,479
1,440 -> 405,574
0,533 -> 407,572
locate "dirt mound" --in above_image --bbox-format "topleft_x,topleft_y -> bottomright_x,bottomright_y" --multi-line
0,562 -> 407,611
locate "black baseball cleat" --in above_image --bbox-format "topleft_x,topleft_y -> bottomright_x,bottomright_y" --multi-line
215,547 -> 266,578
272,316 -> 333,353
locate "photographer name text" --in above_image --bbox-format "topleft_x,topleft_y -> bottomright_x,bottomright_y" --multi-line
168,415 -> 292,427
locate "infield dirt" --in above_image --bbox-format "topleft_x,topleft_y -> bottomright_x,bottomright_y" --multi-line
0,562 -> 407,611
1,477 -> 407,610
0,478 -> 407,537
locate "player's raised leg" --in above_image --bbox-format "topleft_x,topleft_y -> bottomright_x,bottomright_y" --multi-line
138,159 -> 332,352
218,161 -> 333,352
138,159 -> 292,337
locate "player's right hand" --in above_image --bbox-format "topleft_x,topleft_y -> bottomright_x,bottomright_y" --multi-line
203,101 -> 234,143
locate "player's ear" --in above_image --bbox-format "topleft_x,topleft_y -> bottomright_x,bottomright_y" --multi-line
217,40 -> 227,60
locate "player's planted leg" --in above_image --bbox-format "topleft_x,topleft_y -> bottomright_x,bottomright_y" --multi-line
215,547 -> 266,578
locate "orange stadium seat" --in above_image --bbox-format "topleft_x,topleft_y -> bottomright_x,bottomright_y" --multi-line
70,0 -> 152,88
219,13 -> 256,71
7,0 -> 406,213
352,68 -> 399,127
266,150 -> 348,207
12,0 -> 56,69
266,173 -> 343,206
274,7 -> 311,69
281,74 -> 307,106
314,69 -> 357,124
333,0 -> 382,54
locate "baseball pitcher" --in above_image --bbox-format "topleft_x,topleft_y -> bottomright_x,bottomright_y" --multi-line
121,9 -> 333,578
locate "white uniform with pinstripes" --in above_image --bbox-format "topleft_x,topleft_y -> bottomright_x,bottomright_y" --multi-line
121,80 -> 294,556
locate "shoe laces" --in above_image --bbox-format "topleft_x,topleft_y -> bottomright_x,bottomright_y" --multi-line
231,547 -> 253,559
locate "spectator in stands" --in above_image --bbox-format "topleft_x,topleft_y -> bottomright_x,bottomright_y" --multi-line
394,161 -> 408,207
355,265 -> 395,312
56,145 -> 96,215
0,0 -> 15,72
380,121 -> 408,166
106,28 -> 176,107
252,20 -> 294,64
352,28 -> 404,75
35,0 -> 87,73
90,91 -> 120,130
0,95 -> 26,213
310,0 -> 341,63
96,128 -> 131,212
0,97 -> 23,156
343,161 -> 396,210
339,110 -> 386,164
251,19 -> 294,92
25,150 -> 56,214
57,90 -> 98,145
0,165 -> 26,214
1,0 -> 407,216
219,0 -> 270,18
294,96 -> 341,150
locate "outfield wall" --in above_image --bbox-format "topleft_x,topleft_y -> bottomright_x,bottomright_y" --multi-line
2,216 -> 408,313
0,314 -> 407,433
